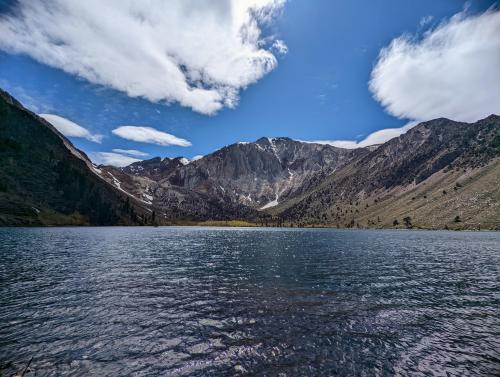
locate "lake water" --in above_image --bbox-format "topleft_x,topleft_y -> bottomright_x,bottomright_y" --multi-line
0,227 -> 499,376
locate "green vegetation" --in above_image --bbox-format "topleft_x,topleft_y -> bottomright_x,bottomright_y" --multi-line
403,216 -> 413,229
196,220 -> 258,227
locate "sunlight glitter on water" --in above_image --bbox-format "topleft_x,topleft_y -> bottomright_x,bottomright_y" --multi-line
0,227 -> 499,376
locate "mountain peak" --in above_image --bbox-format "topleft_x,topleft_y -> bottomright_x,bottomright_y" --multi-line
481,114 -> 500,122
255,137 -> 270,144
255,136 -> 293,144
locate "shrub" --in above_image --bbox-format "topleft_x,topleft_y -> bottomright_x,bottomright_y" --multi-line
403,216 -> 412,229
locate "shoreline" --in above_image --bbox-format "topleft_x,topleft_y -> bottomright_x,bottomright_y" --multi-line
0,223 -> 498,232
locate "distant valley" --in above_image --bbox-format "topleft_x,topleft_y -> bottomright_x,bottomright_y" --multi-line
1,89 -> 499,229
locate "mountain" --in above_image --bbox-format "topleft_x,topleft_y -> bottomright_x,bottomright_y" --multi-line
96,116 -> 499,229
97,137 -> 366,221
0,89 -> 147,226
1,88 -> 499,229
275,116 -> 500,230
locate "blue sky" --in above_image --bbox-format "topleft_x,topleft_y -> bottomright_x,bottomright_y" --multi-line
0,0 -> 498,165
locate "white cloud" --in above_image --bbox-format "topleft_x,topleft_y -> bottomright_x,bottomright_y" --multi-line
112,126 -> 191,147
112,149 -> 149,157
0,0 -> 287,115
370,9 -> 500,123
39,113 -> 103,143
304,122 -> 418,149
191,155 -> 204,161
272,39 -> 288,55
420,15 -> 434,27
91,152 -> 141,167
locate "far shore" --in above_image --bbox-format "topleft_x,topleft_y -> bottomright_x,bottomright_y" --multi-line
0,220 -> 497,231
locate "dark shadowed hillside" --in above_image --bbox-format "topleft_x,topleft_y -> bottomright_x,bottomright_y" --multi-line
0,89 -> 146,225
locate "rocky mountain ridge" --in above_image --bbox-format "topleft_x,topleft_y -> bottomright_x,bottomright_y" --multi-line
98,116 -> 500,229
98,136 -> 368,220
1,88 -> 498,229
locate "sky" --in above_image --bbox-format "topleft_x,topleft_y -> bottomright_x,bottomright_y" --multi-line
0,0 -> 499,166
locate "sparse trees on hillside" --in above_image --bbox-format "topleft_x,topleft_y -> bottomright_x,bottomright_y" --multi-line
403,216 -> 412,229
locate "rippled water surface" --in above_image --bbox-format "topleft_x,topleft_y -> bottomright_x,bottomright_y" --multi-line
1,227 -> 499,376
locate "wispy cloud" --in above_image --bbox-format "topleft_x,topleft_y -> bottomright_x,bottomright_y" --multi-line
91,152 -> 141,167
303,122 -> 418,149
272,39 -> 288,55
0,81 -> 53,114
112,126 -> 191,147
370,9 -> 500,123
317,93 -> 328,106
111,149 -> 149,157
419,15 -> 434,27
0,1 -> 287,115
39,114 -> 103,143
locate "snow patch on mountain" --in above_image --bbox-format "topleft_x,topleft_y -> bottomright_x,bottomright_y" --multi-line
260,194 -> 279,210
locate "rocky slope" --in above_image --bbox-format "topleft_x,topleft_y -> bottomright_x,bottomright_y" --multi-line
97,116 -> 499,229
275,116 -> 500,230
98,137 -> 366,220
0,89 -> 147,226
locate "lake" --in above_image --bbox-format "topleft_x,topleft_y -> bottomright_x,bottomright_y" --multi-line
0,227 -> 499,376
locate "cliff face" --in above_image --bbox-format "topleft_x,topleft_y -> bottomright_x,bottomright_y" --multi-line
165,137 -> 365,207
98,137 -> 367,220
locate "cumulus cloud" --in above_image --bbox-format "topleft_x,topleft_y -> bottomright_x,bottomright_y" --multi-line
92,152 -> 141,167
39,113 -> 103,143
112,149 -> 149,157
370,9 -> 500,123
305,122 -> 418,149
0,0 -> 287,115
112,126 -> 191,147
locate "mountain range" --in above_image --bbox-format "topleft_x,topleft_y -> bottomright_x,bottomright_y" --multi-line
1,88 -> 499,229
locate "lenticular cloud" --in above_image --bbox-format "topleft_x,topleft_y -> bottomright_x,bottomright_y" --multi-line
0,0 -> 286,115
370,10 -> 500,123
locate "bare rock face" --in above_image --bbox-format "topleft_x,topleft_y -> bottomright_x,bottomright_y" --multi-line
122,157 -> 188,181
97,137 -> 367,220
173,137 -> 366,207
